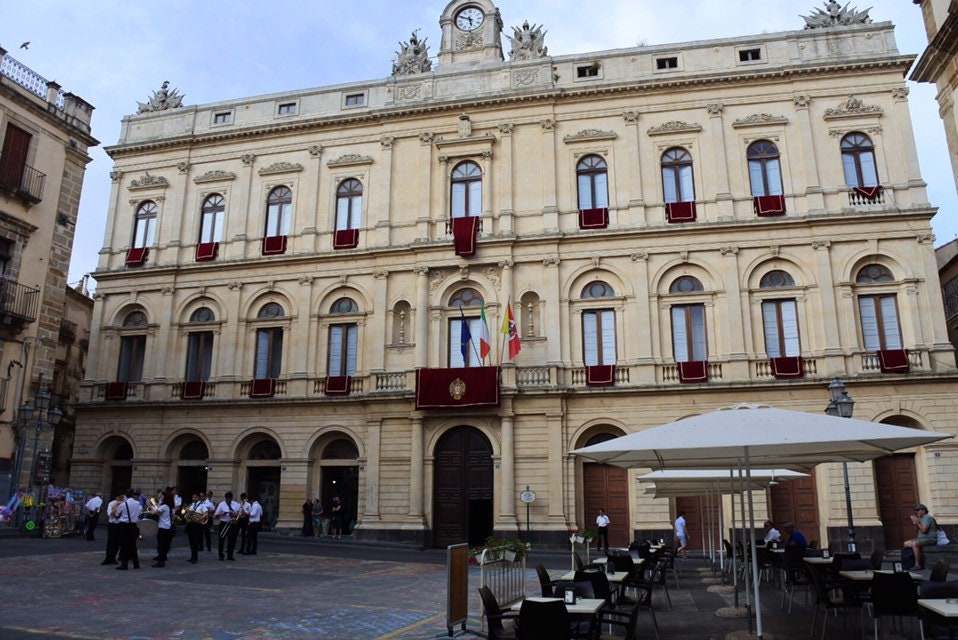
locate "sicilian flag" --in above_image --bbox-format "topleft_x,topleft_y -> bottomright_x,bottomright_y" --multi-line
501,302 -> 521,360
479,304 -> 492,363
459,308 -> 472,362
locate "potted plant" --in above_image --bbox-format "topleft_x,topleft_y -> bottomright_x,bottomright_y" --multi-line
503,538 -> 531,562
582,528 -> 598,546
569,525 -> 585,544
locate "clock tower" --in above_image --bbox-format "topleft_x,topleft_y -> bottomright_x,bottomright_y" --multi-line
438,0 -> 504,68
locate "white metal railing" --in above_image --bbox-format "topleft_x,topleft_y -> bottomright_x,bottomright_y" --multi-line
477,549 -> 526,631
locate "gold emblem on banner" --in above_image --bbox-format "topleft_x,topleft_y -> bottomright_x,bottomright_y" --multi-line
449,378 -> 467,400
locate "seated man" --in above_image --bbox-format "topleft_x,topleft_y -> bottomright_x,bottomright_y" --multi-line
904,503 -> 938,570
763,520 -> 781,545
783,522 -> 807,551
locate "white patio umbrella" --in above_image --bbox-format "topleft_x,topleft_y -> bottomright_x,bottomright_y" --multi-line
571,403 -> 952,639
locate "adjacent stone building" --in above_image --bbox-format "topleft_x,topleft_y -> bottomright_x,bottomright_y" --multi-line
0,47 -> 97,497
72,1 -> 958,551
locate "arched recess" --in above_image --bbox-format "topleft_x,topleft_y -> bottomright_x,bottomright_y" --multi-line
874,415 -> 923,549
318,435 -> 360,535
433,426 -> 494,548
237,433 -> 283,530
166,433 -> 209,500
97,436 -> 134,499
574,424 -> 630,548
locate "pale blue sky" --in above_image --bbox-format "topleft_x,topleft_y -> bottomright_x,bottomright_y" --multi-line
1,1 -> 953,285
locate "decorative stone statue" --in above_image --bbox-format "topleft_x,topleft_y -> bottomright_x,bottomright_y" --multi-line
137,81 -> 185,113
508,21 -> 548,61
802,1 -> 872,29
392,30 -> 432,77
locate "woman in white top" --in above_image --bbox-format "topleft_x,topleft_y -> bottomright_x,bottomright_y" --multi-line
150,489 -> 175,567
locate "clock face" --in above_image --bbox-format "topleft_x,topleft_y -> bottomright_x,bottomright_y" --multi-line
455,7 -> 484,32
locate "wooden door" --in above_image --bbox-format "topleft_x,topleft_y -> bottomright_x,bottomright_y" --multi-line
583,463 -> 630,547
674,496 -> 721,551
875,453 -> 918,550
0,125 -> 31,188
770,472 -> 820,546
433,427 -> 493,548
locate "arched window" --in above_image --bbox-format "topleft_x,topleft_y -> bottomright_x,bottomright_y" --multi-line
577,155 -> 609,210
450,288 -> 484,307
258,302 -> 285,319
580,282 -> 615,366
581,281 -> 615,299
133,201 -> 157,248
669,276 -> 703,294
856,264 -> 894,284
186,307 -> 215,382
265,186 -> 292,236
855,264 -> 902,353
322,438 -> 359,460
330,297 -> 359,314
759,271 -> 800,358
747,141 -> 783,197
118,311 -> 148,383
328,298 -> 359,377
335,179 -> 363,231
668,277 -> 706,364
841,133 -> 879,189
450,161 -> 482,218
661,147 -> 694,203
760,270 -> 795,288
254,303 -> 284,380
448,289 -> 485,367
123,311 -> 148,327
199,194 -> 225,243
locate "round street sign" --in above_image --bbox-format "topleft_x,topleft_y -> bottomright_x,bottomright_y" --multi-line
520,489 -> 536,504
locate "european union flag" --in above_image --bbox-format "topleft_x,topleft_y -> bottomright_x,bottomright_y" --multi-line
459,308 -> 472,362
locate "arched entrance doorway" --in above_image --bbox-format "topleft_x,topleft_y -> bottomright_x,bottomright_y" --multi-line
876,416 -> 922,549
175,438 -> 209,499
580,431 -> 630,548
101,437 -> 133,498
433,426 -> 493,548
320,438 -> 359,536
244,437 -> 281,530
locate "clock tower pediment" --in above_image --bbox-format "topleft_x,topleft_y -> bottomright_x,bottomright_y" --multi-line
438,0 -> 504,69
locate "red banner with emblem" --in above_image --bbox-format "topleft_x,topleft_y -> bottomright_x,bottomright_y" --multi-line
415,367 -> 500,408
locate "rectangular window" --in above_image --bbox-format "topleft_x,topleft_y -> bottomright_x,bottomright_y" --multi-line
582,309 -> 616,366
739,48 -> 762,62
762,300 -> 800,358
328,324 -> 359,376
576,63 -> 600,79
213,112 -> 232,125
200,208 -> 223,243
186,331 -> 214,381
671,305 -> 707,362
663,165 -> 694,203
344,93 -> 366,107
656,57 -> 678,70
448,317 -> 484,367
254,327 -> 283,379
277,102 -> 297,116
0,124 -> 31,190
117,335 -> 146,382
859,295 -> 902,351
451,181 -> 482,218
133,216 -> 156,248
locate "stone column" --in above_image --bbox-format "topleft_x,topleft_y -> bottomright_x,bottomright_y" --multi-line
497,123 -> 515,234
812,241 -> 842,355
405,415 -> 426,527
631,252 -> 654,380
417,133 -> 434,240
794,96 -> 824,213
414,267 -> 429,368
304,145 -> 323,253
497,414 -> 518,529
369,270 -> 389,372
363,418 -> 382,522
720,246 -> 747,357
541,119 -> 559,231
500,258 -> 514,325
280,460 -> 309,530
622,111 -> 645,225
890,88 -> 925,188
376,136 -> 394,247
546,413 -> 567,523
545,258 -> 564,364
707,103 -> 733,219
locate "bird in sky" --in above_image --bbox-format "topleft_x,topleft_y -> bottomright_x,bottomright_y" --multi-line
19,42 -> 29,49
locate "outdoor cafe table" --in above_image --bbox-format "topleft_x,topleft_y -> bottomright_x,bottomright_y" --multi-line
560,570 -> 632,583
918,599 -> 958,618
803,556 -> 834,566
839,569 -> 926,582
511,596 -> 606,616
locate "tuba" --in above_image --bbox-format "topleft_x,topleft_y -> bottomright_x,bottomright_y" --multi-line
185,503 -> 208,525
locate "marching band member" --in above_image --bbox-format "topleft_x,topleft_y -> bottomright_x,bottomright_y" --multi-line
245,495 -> 263,555
185,492 -> 208,564
214,491 -> 241,561
116,488 -> 142,570
84,491 -> 102,541
100,492 -> 123,565
150,489 -> 175,567
202,491 -> 215,552
237,492 -> 250,554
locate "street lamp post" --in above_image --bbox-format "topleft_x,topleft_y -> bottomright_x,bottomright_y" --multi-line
13,386 -> 63,496
825,378 -> 856,552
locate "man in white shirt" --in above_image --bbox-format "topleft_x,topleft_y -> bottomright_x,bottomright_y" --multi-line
116,489 -> 142,570
244,496 -> 264,555
185,492 -> 208,564
214,491 -> 241,561
84,491 -> 103,541
674,511 -> 688,559
763,520 -> 781,545
595,509 -> 610,553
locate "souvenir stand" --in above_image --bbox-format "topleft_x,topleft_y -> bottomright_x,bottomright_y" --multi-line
41,487 -> 84,538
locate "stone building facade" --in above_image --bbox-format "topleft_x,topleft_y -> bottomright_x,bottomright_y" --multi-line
0,46 -> 97,496
72,1 -> 958,550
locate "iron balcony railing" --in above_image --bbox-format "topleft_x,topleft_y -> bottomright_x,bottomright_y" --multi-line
0,277 -> 40,325
0,155 -> 45,203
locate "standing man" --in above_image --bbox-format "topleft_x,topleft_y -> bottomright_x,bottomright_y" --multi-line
214,491 -> 241,561
184,492 -> 208,564
116,489 -> 142,570
202,491 -> 215,552
674,510 -> 688,559
237,492 -> 250,554
100,492 -> 123,565
245,495 -> 263,555
84,491 -> 103,541
595,508 -> 610,553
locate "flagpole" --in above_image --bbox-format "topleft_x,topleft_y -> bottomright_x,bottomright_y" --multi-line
459,307 -> 482,366
498,297 -> 510,366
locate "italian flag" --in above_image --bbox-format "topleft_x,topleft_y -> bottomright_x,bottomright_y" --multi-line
479,303 -> 492,363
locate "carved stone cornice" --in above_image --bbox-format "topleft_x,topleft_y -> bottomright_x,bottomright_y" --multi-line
563,129 -> 617,144
193,170 -> 237,184
823,96 -> 883,120
647,121 -> 703,136
732,114 -> 789,129
128,172 -> 169,191
258,162 -> 304,176
326,154 -> 374,168
433,132 -> 497,149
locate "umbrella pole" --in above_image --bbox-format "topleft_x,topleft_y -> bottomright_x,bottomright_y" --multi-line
730,468 -> 739,606
718,483 -> 725,574
746,448 -> 764,639
738,461 -> 752,619
707,487 -> 714,568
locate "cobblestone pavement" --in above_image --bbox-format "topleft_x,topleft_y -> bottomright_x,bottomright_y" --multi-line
0,536 -> 925,639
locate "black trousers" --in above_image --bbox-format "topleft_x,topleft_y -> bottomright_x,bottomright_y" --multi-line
156,527 -> 173,562
118,522 -> 139,568
203,518 -> 213,551
186,522 -> 203,561
103,522 -> 120,562
238,519 -> 248,552
218,521 -> 238,559
597,526 -> 609,551
86,511 -> 100,540
246,522 -> 260,554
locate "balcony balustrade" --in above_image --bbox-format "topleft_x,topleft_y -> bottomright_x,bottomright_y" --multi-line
0,278 -> 40,327
0,156 -> 45,204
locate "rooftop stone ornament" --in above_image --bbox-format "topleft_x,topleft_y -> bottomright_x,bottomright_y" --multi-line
137,80 -> 185,113
508,21 -> 548,61
392,30 -> 432,77
802,1 -> 872,29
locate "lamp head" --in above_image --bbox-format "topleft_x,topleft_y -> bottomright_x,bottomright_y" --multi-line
827,378 -> 846,403
836,391 -> 855,419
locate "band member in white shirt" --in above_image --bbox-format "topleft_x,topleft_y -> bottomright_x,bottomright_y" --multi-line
149,489 -> 175,567
214,491 -> 241,561
185,492 -> 208,564
244,495 -> 264,555
84,491 -> 103,541
116,489 -> 142,570
100,492 -> 123,565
